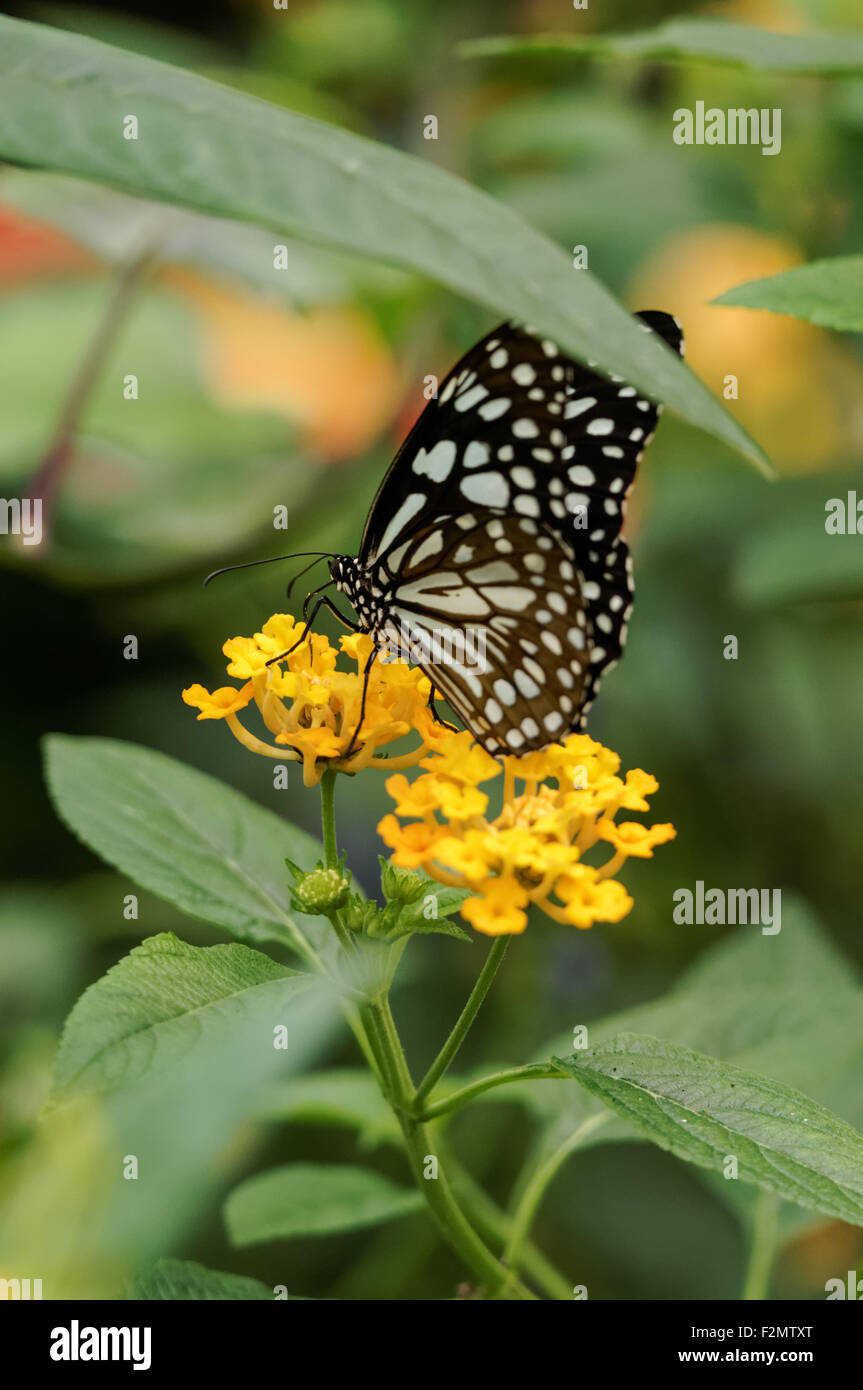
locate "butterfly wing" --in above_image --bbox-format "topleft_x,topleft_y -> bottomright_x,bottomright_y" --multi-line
359,321 -> 578,563
561,310 -> 684,716
361,311 -> 683,568
356,311 -> 684,743
373,510 -> 590,755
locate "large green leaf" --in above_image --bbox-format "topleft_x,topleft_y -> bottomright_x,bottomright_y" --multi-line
0,15 -> 767,471
537,902 -> 855,1099
715,256 -> 863,332
554,1034 -> 863,1227
127,1257 -> 273,1300
52,931 -> 312,1100
43,735 -> 326,954
225,1164 -> 421,1245
255,1068 -> 400,1147
463,19 -> 863,75
0,168 -> 406,307
519,904 -> 861,1164
718,256 -> 863,337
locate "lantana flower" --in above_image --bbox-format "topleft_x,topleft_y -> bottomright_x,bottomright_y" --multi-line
378,731 -> 675,936
184,614 -> 675,933
182,613 -> 448,786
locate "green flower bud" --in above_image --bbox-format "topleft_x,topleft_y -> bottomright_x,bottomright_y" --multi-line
341,893 -> 379,934
294,867 -> 350,914
379,856 -> 427,905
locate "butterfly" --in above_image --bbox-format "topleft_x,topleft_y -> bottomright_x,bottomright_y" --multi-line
311,311 -> 683,756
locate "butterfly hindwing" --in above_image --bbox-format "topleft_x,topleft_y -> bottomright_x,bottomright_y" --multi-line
373,510 -> 590,755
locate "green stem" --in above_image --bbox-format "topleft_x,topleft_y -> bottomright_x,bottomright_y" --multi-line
359,1000 -> 398,1102
451,1163 -> 573,1302
318,769 -> 354,952
741,1190 -> 779,1301
358,989 -> 535,1298
413,936 -> 510,1108
27,245 -> 160,538
380,995 -> 414,1099
398,1114 -> 536,1300
417,1064 -> 567,1122
319,769 -> 339,868
502,1112 -> 611,1283
319,778 -> 536,1296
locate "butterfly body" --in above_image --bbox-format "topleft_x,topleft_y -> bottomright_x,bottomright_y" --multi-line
328,312 -> 683,756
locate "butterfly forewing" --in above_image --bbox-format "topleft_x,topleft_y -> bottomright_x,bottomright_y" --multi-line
360,322 -> 577,562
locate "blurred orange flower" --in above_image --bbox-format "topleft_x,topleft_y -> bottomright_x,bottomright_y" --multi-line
164,268 -> 399,459
628,225 -> 863,472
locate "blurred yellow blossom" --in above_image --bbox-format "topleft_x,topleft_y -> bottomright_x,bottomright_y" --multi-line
378,731 -> 675,936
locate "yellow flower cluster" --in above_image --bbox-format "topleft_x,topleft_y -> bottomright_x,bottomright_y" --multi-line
184,615 -> 675,934
182,614 -> 447,786
378,732 -> 675,936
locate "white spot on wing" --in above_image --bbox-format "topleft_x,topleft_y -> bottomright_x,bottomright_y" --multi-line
412,439 -> 457,482
376,492 -> 428,557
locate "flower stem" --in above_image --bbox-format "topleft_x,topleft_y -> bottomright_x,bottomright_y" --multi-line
450,1161 -> 573,1301
359,987 -> 535,1298
397,1110 -> 537,1299
318,768 -> 354,952
501,1112 -> 611,1289
416,1064 -> 568,1122
319,769 -> 339,869
741,1190 -> 779,1300
319,774 -> 535,1295
412,936 -> 510,1108
27,245 -> 159,540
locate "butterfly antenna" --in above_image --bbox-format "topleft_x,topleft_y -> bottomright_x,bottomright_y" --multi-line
286,553 -> 329,601
203,551 -> 337,588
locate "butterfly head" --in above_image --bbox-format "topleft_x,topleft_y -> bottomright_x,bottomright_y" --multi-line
329,554 -> 377,630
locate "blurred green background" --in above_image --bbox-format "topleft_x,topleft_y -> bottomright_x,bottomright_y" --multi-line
2,0 -> 863,1300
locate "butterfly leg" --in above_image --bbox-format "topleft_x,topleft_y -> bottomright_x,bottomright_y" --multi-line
340,648 -> 377,762
265,593 -> 360,667
426,683 -> 459,733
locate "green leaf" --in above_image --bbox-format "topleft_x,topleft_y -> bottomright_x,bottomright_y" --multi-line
554,1034 -> 863,1227
714,256 -> 863,332
225,1164 -> 421,1245
0,169 -> 404,307
385,880 -> 473,942
735,992 -> 863,1134
127,1257 -> 274,1300
52,931 -> 311,1101
527,903 -> 861,1160
255,1068 -> 400,1147
462,19 -> 863,75
734,512 -> 863,608
43,735 -> 325,953
544,900 -> 857,1073
0,16 -> 767,471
